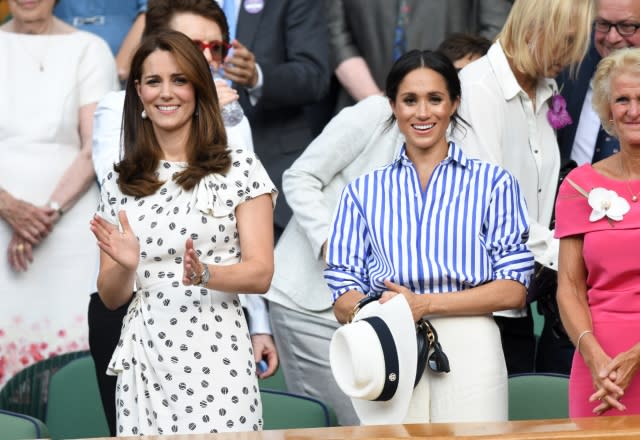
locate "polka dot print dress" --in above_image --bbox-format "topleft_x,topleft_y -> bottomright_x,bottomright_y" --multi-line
97,149 -> 277,436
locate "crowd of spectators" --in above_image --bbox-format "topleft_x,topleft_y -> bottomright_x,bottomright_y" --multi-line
2,0 -> 640,435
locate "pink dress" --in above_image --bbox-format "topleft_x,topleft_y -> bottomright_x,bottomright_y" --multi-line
555,164 -> 640,417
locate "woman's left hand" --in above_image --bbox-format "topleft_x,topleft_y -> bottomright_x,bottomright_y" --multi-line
590,345 -> 640,414
586,351 -> 626,415
379,279 -> 427,322
7,233 -> 33,272
182,238 -> 206,286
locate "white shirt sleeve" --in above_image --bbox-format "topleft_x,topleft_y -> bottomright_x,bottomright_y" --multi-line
247,63 -> 264,106
92,91 -> 126,184
239,294 -> 272,335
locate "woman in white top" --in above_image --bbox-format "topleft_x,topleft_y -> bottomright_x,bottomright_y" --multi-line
452,0 -> 595,374
0,0 -> 118,386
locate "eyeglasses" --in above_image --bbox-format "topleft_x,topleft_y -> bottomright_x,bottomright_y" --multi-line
191,39 -> 231,61
594,19 -> 640,36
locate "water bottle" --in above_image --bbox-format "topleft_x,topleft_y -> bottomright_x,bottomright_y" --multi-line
210,66 -> 244,127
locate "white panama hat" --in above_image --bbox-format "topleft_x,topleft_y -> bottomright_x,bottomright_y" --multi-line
330,294 -> 417,425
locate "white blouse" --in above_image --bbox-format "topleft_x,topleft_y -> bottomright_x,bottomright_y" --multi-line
453,41 -> 560,272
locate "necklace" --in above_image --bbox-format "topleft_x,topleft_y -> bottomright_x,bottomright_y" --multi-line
12,18 -> 54,72
620,155 -> 640,202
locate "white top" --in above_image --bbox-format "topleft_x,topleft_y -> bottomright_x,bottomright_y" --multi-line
0,29 -> 118,385
91,90 -> 272,334
570,84 -> 601,166
453,41 -> 560,317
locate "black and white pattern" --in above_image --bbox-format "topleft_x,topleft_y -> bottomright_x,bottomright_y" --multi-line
97,149 -> 276,436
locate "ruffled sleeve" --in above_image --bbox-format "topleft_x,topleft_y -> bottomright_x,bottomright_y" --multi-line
96,170 -> 120,224
193,149 -> 277,217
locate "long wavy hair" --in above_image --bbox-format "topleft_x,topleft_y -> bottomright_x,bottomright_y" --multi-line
116,30 -> 230,196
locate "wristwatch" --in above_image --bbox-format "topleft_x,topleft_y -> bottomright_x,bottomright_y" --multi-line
47,200 -> 64,217
197,264 -> 211,287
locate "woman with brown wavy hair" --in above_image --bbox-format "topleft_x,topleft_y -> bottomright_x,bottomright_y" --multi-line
90,30 -> 277,435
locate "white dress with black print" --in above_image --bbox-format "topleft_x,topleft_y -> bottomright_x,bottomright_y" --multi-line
97,149 -> 277,436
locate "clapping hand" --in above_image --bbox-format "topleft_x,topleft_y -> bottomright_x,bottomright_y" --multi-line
90,210 -> 139,271
182,238 -> 205,286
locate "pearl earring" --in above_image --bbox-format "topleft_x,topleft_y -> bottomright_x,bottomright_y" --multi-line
141,109 -> 148,119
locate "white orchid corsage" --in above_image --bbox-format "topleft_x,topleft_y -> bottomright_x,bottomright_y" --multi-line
566,178 -> 630,226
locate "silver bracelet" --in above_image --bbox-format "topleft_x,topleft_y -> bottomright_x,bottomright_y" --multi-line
576,329 -> 593,354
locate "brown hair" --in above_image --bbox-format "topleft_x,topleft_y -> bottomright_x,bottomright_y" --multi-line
437,33 -> 491,65
116,30 -> 230,196
144,0 -> 229,45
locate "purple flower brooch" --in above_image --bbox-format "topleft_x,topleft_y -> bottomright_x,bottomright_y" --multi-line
547,93 -> 572,130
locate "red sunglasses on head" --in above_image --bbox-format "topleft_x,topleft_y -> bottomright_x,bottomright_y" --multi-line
191,40 -> 231,61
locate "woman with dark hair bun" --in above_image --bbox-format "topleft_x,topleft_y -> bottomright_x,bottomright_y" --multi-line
327,49 -> 534,423
90,30 -> 276,436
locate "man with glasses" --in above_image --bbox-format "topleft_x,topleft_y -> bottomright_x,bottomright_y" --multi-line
557,0 -> 640,166
538,0 -> 640,376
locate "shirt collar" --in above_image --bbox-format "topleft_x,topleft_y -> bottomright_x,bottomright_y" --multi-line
488,40 -> 556,104
395,141 -> 470,169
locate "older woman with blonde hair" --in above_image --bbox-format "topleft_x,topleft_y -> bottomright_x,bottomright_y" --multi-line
556,47 -> 640,417
452,0 -> 595,374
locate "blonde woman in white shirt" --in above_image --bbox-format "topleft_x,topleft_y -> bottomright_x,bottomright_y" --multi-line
452,0 -> 595,374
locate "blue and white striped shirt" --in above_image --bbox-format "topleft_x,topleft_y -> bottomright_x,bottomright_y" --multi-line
324,142 -> 534,302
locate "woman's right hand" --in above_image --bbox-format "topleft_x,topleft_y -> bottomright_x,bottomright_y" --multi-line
0,192 -> 55,245
380,279 -> 429,322
90,210 -> 139,271
7,233 -> 33,272
213,78 -> 240,107
585,349 -> 626,415
589,344 -> 640,415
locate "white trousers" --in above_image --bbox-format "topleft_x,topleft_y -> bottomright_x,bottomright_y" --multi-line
404,315 -> 508,423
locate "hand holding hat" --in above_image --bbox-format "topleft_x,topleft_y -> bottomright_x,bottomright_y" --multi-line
330,295 -> 417,425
